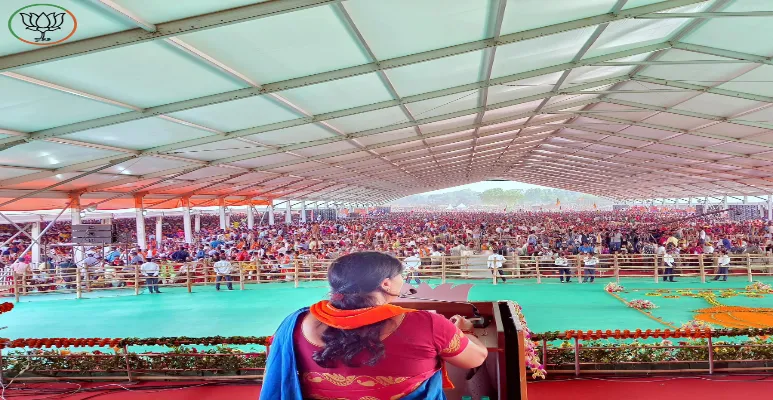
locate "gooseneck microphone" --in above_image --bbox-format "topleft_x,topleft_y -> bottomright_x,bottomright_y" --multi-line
399,288 -> 481,318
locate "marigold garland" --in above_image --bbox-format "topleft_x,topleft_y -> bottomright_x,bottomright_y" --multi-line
533,327 -> 773,341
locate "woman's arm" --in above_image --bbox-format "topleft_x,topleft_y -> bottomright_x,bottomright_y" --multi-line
443,315 -> 488,369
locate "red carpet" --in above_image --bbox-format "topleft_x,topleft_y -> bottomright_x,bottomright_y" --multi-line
9,376 -> 773,399
529,375 -> 773,400
1,381 -> 261,399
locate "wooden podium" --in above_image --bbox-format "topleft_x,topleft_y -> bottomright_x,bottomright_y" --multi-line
395,300 -> 529,400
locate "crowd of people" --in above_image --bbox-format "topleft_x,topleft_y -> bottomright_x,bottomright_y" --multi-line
1,207 -> 771,292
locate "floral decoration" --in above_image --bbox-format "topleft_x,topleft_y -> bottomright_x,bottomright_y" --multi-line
0,336 -> 271,350
604,282 -> 624,293
628,299 -> 658,310
4,345 -> 266,378
681,320 -> 713,331
541,336 -> 773,366
532,327 -> 773,341
512,303 -> 546,379
747,281 -> 773,293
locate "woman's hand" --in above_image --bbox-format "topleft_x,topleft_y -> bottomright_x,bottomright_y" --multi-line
449,314 -> 473,332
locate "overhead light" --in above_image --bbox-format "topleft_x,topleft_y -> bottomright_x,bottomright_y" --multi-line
142,210 -> 148,216
79,211 -> 86,218
86,205 -> 97,212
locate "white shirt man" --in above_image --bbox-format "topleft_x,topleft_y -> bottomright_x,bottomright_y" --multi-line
555,254 -> 571,283
554,255 -> 568,267
430,250 -> 443,265
213,257 -> 234,290
487,252 -> 505,269
714,252 -> 731,281
582,254 -> 598,283
663,253 -> 675,267
213,259 -> 233,275
487,251 -> 507,282
403,254 -> 422,285
718,253 -> 731,267
140,260 -> 161,294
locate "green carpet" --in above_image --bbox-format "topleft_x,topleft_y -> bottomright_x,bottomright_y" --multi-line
4,277 -> 773,339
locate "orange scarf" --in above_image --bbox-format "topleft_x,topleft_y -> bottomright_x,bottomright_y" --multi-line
308,300 -> 455,389
309,300 -> 416,330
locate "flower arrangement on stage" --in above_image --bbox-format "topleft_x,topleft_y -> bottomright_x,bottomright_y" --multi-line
747,281 -> 773,293
628,299 -> 658,310
533,327 -> 773,341
719,289 -> 738,298
3,345 -> 266,378
0,336 -> 271,349
512,303 -> 546,379
681,320 -> 713,331
604,282 -> 624,293
542,336 -> 773,366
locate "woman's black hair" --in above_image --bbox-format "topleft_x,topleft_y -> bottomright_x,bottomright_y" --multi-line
312,251 -> 404,368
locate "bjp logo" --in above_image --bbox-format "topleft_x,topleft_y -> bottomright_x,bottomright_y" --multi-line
8,4 -> 77,46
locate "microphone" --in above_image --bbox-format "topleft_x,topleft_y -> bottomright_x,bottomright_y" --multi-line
400,288 -> 482,318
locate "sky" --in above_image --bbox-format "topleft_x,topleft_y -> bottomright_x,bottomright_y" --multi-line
419,180 -> 550,195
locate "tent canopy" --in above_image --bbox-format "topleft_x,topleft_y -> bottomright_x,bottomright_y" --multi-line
2,0 -> 773,211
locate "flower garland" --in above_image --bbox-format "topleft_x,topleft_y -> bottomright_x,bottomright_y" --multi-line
0,336 -> 271,349
544,336 -> 773,366
628,299 -> 658,310
0,302 -> 13,314
512,303 -> 546,379
681,320 -> 713,330
533,327 -> 773,341
4,345 -> 266,377
747,281 -> 773,293
604,282 -> 624,293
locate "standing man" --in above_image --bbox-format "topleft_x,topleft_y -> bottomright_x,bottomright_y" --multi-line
555,252 -> 571,283
140,257 -> 161,294
663,249 -> 677,282
610,229 -> 622,252
713,250 -> 731,281
487,249 -> 507,283
403,251 -> 422,285
582,252 -> 598,283
213,255 -> 234,291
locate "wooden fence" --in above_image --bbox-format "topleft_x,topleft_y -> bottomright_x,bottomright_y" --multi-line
9,253 -> 773,302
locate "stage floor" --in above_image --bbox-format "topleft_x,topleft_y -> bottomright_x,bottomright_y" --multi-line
6,276 -> 773,339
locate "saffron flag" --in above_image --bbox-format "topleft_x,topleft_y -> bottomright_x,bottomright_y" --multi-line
556,198 -> 561,206
593,203 -> 597,209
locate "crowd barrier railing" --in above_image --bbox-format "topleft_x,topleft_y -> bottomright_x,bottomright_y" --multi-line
8,253 -> 773,301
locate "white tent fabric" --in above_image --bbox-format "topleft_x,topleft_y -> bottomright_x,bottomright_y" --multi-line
1,0 -> 773,211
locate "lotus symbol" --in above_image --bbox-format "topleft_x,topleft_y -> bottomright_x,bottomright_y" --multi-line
19,12 -> 65,42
